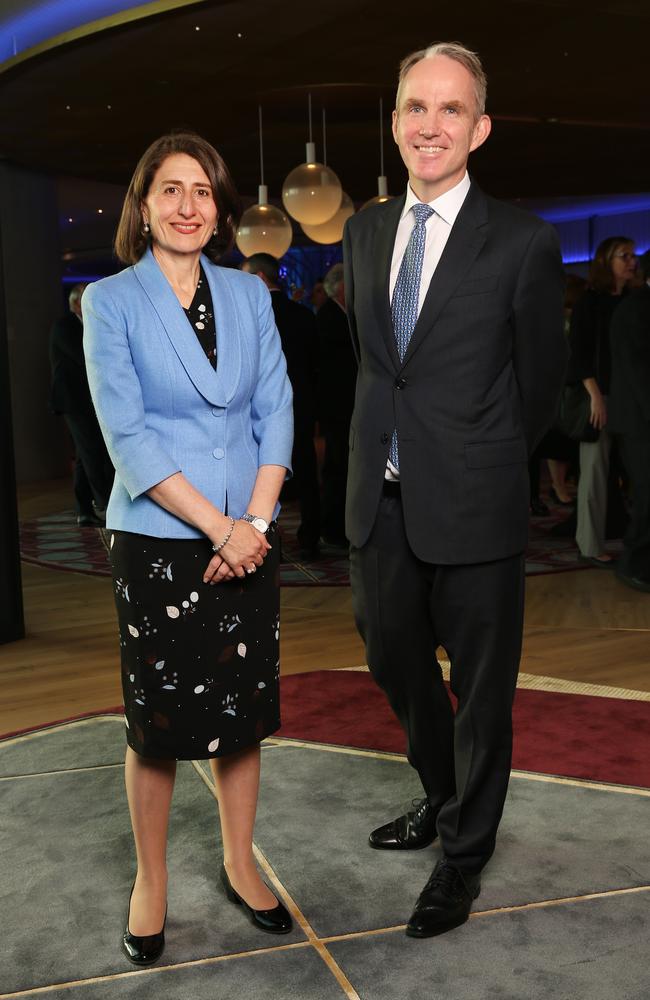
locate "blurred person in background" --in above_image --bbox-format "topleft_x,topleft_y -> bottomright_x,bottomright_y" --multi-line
49,282 -> 114,525
316,262 -> 357,548
242,252 -> 321,560
608,249 -> 650,592
568,236 -> 637,566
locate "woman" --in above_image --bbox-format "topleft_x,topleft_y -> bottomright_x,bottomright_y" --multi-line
568,236 -> 637,565
83,132 -> 294,964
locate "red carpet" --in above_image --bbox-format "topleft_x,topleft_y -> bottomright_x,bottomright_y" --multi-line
277,670 -> 650,788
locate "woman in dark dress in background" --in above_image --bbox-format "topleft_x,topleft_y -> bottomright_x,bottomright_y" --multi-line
83,133 -> 294,964
567,236 -> 637,565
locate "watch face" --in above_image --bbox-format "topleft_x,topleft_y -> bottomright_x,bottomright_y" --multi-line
252,517 -> 269,533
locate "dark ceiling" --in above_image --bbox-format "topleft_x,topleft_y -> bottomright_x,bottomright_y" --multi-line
1,0 -> 649,207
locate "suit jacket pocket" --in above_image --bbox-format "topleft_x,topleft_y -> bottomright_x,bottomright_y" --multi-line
452,275 -> 499,298
465,437 -> 527,469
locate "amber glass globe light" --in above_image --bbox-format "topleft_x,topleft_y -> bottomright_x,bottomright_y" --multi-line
236,185 -> 293,258
361,175 -> 394,211
282,142 -> 342,225
301,191 -> 355,244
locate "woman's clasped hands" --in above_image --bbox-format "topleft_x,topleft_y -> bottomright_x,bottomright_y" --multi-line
204,519 -> 271,584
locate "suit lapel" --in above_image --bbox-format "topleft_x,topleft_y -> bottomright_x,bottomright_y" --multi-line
401,183 -> 488,367
371,195 -> 405,371
134,250 -> 235,406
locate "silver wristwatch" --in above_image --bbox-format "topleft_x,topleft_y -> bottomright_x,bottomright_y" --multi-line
241,512 -> 270,534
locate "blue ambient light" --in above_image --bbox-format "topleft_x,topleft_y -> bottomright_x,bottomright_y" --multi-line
0,1 -> 145,63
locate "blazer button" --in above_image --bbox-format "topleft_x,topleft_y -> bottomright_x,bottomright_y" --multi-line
380,432 -> 389,444
394,377 -> 408,389
211,407 -> 223,417
212,447 -> 224,459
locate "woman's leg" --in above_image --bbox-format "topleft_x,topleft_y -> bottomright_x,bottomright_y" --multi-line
548,459 -> 571,502
210,744 -> 277,909
124,747 -> 176,934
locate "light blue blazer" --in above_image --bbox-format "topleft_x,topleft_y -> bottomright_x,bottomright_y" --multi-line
83,249 -> 293,538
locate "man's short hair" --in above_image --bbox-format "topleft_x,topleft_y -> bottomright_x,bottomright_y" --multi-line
396,41 -> 487,119
68,283 -> 87,310
245,252 -> 280,286
323,263 -> 344,299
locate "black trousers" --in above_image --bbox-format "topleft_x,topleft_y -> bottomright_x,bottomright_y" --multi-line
321,420 -> 350,542
350,488 -> 525,873
618,436 -> 650,581
64,411 -> 114,514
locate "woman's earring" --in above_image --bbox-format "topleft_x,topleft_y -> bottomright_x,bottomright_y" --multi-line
213,226 -> 218,237
143,222 -> 151,234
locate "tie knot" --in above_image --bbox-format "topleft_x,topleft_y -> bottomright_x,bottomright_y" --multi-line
412,203 -> 434,226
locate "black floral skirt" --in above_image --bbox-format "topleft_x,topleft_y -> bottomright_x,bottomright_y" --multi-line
109,526 -> 281,760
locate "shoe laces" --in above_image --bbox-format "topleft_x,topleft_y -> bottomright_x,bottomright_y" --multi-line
423,861 -> 465,899
410,797 -> 429,822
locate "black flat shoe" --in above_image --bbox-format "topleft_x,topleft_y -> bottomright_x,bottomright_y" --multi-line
406,859 -> 481,939
122,882 -> 166,965
369,798 -> 438,850
220,864 -> 292,934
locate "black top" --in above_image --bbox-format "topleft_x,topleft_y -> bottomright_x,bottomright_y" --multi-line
567,288 -> 626,393
269,289 -> 317,421
183,266 -> 216,369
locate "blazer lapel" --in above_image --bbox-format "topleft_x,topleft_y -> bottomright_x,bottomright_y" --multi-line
134,250 -> 228,406
201,260 -> 242,405
402,183 -> 488,367
371,195 -> 405,372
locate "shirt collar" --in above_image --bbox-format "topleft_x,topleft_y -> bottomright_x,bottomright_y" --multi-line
401,171 -> 471,226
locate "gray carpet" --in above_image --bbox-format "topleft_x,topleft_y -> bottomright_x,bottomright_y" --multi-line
1,718 -> 649,999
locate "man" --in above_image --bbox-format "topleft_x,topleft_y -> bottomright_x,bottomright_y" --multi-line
49,283 -> 113,525
343,42 -> 567,938
316,263 -> 357,547
241,253 -> 321,559
608,249 -> 650,593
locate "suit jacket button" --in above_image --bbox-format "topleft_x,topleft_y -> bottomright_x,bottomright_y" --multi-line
212,447 -> 224,459
380,432 -> 389,444
394,377 -> 407,389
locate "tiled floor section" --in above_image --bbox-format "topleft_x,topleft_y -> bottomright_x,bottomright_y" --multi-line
1,718 -> 649,999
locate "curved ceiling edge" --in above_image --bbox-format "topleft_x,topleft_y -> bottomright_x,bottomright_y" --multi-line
0,0 -> 208,75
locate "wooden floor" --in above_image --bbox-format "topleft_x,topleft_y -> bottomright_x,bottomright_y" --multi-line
2,480 -> 649,733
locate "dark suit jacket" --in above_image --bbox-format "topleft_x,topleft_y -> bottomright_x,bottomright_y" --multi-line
49,312 -> 93,415
269,290 -> 318,423
608,285 -> 650,438
316,297 -> 357,430
343,181 -> 567,564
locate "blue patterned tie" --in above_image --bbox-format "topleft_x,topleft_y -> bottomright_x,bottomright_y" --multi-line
389,202 -> 434,469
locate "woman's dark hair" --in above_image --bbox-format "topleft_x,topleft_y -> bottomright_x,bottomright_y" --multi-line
588,236 -> 634,293
114,132 -> 241,265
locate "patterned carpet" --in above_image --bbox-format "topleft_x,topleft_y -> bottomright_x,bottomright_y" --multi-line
19,499 -> 618,584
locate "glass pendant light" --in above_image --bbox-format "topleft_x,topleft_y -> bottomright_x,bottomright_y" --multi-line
301,110 -> 355,244
236,107 -> 293,258
282,94 -> 342,225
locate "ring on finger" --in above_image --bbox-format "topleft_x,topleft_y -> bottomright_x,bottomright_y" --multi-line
246,565 -> 256,574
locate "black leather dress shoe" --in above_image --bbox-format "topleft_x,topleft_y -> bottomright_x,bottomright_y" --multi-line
220,864 -> 292,934
406,859 -> 481,938
122,883 -> 166,965
369,798 -> 438,850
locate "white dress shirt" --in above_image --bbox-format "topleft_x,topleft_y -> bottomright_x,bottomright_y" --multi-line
385,172 -> 471,480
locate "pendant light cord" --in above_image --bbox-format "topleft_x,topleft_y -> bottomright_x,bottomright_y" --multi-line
322,108 -> 327,166
379,96 -> 385,176
258,105 -> 265,186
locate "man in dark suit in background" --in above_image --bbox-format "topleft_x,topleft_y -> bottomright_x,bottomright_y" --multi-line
608,249 -> 650,593
49,283 -> 113,525
343,42 -> 567,938
316,263 -> 357,548
242,254 -> 321,559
